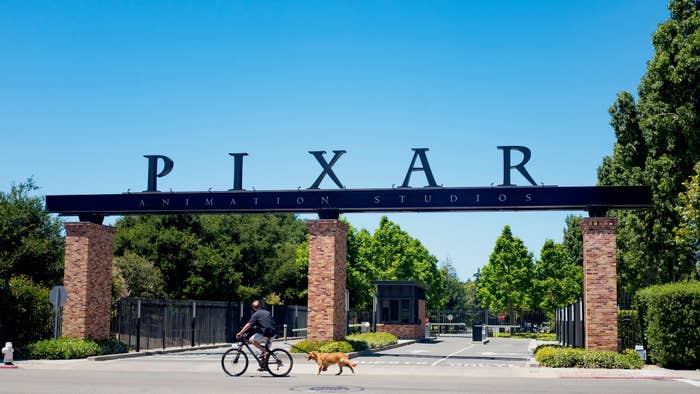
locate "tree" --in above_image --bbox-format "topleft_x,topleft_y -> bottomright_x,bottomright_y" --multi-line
477,226 -> 534,324
0,179 -> 64,286
676,162 -> 700,278
113,252 -> 167,298
462,279 -> 480,324
534,240 -> 583,321
370,217 -> 446,309
440,259 -> 469,310
345,224 -> 378,310
562,215 -> 583,267
597,0 -> 700,294
114,213 -> 308,303
0,179 -> 64,344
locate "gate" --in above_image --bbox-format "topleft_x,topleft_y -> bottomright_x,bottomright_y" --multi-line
556,299 -> 584,348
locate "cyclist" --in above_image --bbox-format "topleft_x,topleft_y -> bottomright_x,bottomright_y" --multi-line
235,300 -> 276,370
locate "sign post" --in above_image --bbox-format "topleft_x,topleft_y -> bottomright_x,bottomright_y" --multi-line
48,286 -> 67,339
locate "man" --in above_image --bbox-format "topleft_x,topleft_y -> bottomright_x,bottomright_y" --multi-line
236,300 -> 276,368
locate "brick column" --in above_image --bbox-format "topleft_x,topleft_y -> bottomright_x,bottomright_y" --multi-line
62,222 -> 116,340
582,217 -> 617,351
307,220 -> 348,341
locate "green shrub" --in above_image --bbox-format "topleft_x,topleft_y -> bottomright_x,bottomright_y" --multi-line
289,339 -> 327,353
637,281 -> 700,369
3,276 -> 53,345
346,332 -> 397,349
534,345 -> 643,369
96,338 -> 128,355
533,343 -> 564,355
493,332 -> 556,341
618,310 -> 640,352
26,337 -> 102,359
291,332 -> 398,354
345,338 -> 369,352
318,341 -> 354,353
619,349 -> 645,369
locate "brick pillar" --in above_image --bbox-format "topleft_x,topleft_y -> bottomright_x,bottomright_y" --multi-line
307,220 -> 348,341
582,217 -> 617,351
62,222 -> 116,340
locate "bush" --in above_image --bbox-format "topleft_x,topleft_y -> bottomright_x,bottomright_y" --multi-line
346,332 -> 397,349
637,281 -> 700,369
291,332 -> 398,354
345,338 -> 369,352
534,345 -> 643,369
318,341 -> 354,353
493,332 -> 556,341
96,338 -> 128,355
289,339 -> 326,353
26,337 -> 102,360
1,276 -> 53,345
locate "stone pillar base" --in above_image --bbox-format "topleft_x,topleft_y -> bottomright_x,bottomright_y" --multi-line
62,222 -> 116,340
307,220 -> 348,341
582,217 -> 617,351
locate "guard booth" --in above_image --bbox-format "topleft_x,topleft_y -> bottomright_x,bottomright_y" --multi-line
371,280 -> 426,340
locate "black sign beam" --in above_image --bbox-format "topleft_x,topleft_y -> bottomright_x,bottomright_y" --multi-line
45,186 -> 651,224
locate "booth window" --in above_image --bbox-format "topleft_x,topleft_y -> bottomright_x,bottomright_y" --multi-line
381,299 -> 413,324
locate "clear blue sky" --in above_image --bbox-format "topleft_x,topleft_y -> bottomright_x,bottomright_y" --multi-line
0,1 -> 669,281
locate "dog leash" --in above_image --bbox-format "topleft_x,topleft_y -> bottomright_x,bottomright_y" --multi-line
284,341 -> 310,354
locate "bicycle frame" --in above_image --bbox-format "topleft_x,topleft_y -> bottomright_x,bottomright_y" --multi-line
236,336 -> 270,367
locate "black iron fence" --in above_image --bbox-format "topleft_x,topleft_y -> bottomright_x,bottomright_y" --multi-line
556,299 -> 584,348
112,298 -> 307,351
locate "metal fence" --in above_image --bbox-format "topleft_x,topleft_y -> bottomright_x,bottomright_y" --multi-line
556,299 -> 584,348
112,298 -> 307,351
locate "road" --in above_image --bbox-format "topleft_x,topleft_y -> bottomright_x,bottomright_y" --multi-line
3,337 -> 698,393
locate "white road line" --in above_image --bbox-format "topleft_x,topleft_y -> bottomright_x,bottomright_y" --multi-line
431,344 -> 474,366
675,378 -> 700,389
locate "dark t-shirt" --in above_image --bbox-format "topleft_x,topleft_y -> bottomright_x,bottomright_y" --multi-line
248,309 -> 275,334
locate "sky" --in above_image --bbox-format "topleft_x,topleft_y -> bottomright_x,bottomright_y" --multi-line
0,1 -> 670,281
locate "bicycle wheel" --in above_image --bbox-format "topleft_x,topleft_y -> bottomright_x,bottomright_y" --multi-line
221,348 -> 248,376
266,348 -> 293,377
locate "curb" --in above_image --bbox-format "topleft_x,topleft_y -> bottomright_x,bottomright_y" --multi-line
348,340 -> 416,359
89,343 -> 231,361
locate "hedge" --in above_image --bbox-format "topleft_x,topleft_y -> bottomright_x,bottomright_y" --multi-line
24,337 -> 128,360
637,281 -> 700,369
534,345 -> 643,369
493,332 -> 556,341
290,332 -> 398,353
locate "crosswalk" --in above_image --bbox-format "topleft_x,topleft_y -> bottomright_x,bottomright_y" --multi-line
358,359 -> 527,368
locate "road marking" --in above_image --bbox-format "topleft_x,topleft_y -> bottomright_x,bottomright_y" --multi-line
675,379 -> 700,389
431,344 -> 474,366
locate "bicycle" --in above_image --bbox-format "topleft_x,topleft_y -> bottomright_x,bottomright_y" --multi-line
221,333 -> 293,377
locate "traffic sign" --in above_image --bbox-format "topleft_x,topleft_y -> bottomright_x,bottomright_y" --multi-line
49,286 -> 67,309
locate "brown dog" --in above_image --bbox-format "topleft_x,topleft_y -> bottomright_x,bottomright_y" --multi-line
306,351 -> 358,375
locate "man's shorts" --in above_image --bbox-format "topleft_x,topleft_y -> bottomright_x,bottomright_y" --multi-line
251,333 -> 269,345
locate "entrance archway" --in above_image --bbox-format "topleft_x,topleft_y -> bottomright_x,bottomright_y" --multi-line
47,185 -> 649,351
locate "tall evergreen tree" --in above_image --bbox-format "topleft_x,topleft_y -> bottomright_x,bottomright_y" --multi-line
676,162 -> 700,278
598,0 -> 700,294
534,240 -> 583,321
477,226 -> 535,324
